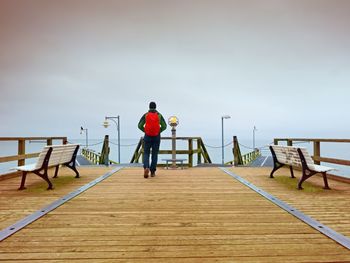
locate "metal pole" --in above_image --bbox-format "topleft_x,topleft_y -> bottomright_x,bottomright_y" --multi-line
117,116 -> 120,164
172,127 -> 176,168
105,116 -> 121,164
253,126 -> 257,149
253,128 -> 255,149
221,117 -> 224,165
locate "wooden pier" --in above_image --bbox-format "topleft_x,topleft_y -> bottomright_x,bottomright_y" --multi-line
1,166 -> 349,262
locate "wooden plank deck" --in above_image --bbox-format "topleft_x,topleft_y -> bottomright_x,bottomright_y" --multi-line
1,167 -> 350,262
231,167 -> 350,238
0,166 -> 113,230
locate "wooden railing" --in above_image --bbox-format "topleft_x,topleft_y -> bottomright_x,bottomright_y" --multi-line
0,137 -> 67,179
81,148 -> 118,165
131,137 -> 212,167
0,137 -> 67,167
230,136 -> 261,166
274,138 -> 350,167
241,149 -> 261,165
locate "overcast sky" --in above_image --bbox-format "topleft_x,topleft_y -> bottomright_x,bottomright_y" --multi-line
1,0 -> 349,142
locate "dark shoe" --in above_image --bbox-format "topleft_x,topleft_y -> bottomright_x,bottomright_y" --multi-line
151,171 -> 156,177
144,168 -> 150,178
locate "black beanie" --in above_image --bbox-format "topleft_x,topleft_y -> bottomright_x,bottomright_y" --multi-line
149,102 -> 156,109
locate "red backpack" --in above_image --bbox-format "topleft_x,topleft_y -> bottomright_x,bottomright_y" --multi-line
144,112 -> 160,136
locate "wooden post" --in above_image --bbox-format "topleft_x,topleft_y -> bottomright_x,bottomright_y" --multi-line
18,139 -> 25,166
274,139 -> 278,145
100,135 -> 110,165
63,137 -> 68,144
188,138 -> 193,168
233,136 -> 243,166
197,139 -> 202,165
314,140 -> 321,165
141,139 -> 144,164
233,136 -> 238,166
287,140 -> 293,146
47,138 -> 52,146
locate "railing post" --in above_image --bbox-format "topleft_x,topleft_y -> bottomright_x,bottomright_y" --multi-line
47,138 -> 52,146
18,139 -> 25,166
287,140 -> 293,146
63,137 -> 68,144
100,135 -> 110,165
188,138 -> 193,168
274,139 -> 278,145
314,140 -> 321,165
197,139 -> 202,165
233,136 -> 239,166
141,139 -> 144,164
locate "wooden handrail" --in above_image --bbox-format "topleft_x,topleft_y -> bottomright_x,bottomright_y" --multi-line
0,153 -> 40,163
0,137 -> 67,141
274,138 -> 350,143
0,137 -> 67,168
82,148 -> 117,165
160,137 -> 202,140
313,157 -> 350,166
231,136 -> 260,166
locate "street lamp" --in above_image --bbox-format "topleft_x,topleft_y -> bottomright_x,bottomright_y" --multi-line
221,115 -> 231,165
80,126 -> 88,149
103,116 -> 120,163
253,126 -> 258,149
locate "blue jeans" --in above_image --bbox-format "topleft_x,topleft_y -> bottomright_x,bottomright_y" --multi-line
143,135 -> 161,173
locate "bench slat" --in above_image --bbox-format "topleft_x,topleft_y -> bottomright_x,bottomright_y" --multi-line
34,147 -> 51,169
18,144 -> 79,170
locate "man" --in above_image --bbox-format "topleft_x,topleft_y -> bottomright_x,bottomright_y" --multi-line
138,102 -> 167,178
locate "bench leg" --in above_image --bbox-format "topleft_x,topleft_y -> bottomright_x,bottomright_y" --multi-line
297,179 -> 305,190
34,170 -> 53,190
42,171 -> 53,190
18,171 -> 28,190
289,166 -> 295,178
71,166 -> 80,178
322,172 -> 331,190
66,162 -> 80,178
53,165 -> 59,178
270,163 -> 283,178
298,170 -> 315,190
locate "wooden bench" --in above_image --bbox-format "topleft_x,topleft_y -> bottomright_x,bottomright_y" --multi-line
269,145 -> 335,190
162,159 -> 187,169
14,144 -> 80,190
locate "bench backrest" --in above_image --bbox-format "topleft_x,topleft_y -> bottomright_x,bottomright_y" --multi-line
271,145 -> 315,168
35,144 -> 79,169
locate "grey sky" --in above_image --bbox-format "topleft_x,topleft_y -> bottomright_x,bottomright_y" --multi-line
1,0 -> 349,141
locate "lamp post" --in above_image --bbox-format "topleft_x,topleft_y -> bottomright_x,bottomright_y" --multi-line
80,126 -> 88,149
168,116 -> 179,168
221,115 -> 231,165
253,126 -> 258,149
103,116 -> 120,164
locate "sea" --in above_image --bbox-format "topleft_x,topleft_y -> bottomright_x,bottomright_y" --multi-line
1,138 -> 350,179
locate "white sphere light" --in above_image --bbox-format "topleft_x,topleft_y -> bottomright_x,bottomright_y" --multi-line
168,116 -> 179,127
